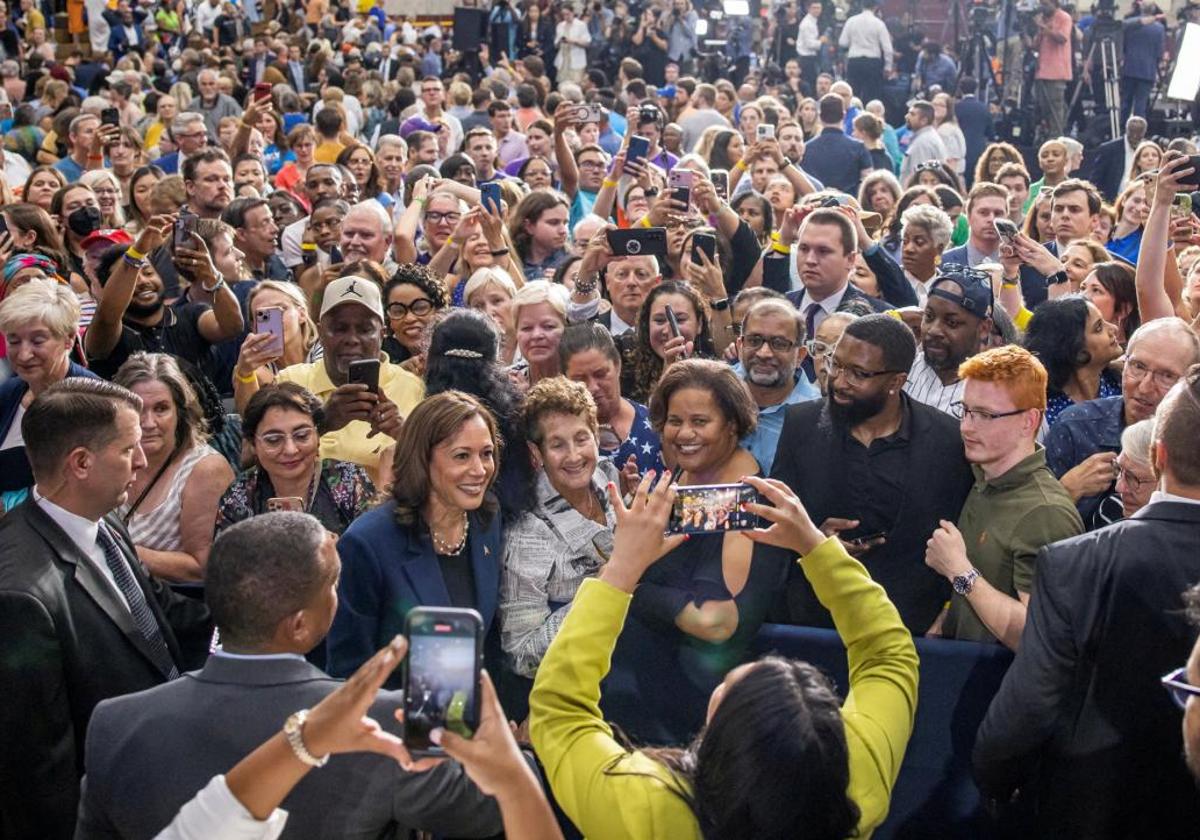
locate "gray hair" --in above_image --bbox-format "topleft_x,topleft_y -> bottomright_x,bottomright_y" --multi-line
347,199 -> 393,235
1120,418 -> 1156,467
901,203 -> 954,249
1126,317 -> 1200,367
68,112 -> 100,135
172,111 -> 206,134
0,278 -> 81,341
464,266 -> 519,305
512,279 -> 570,325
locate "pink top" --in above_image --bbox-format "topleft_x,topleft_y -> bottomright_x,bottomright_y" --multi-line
1035,9 -> 1074,81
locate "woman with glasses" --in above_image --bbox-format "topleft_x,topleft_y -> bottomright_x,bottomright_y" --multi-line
79,170 -> 126,230
1114,418 -> 1156,518
432,203 -> 525,307
381,264 -> 447,370
1024,296 -> 1123,426
216,383 -> 376,536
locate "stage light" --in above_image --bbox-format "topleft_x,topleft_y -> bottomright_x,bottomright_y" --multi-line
722,0 -> 749,15
1167,23 -> 1200,102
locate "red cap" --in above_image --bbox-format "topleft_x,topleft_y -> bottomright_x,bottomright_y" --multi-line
81,228 -> 134,250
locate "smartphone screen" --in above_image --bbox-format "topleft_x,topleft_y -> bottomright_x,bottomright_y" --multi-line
664,303 -> 682,339
710,169 -> 729,201
626,135 -> 651,167
255,307 -> 285,355
403,608 -> 484,755
0,214 -> 8,235
1172,193 -> 1193,219
329,245 -> 343,264
668,484 -> 762,534
266,496 -> 306,512
690,232 -> 716,265
481,181 -> 502,215
348,358 -> 381,393
174,212 -> 199,251
993,218 -> 1019,242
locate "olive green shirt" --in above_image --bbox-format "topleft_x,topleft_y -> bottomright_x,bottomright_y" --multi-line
943,446 -> 1083,644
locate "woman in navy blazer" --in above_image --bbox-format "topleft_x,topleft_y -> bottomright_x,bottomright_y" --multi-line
326,391 -> 504,685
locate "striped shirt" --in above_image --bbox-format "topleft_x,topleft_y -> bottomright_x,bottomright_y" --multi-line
119,444 -> 217,551
903,352 -> 964,415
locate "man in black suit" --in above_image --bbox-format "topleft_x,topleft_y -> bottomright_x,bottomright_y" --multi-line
1083,115 -> 1147,203
954,76 -> 995,189
767,314 -> 974,632
974,369 -> 1200,837
77,512 -> 504,839
0,380 -> 211,839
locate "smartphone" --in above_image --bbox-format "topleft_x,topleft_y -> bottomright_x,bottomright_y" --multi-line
1179,155 -> 1200,191
0,214 -> 8,235
173,211 -> 199,251
255,306 -> 285,355
993,217 -> 1020,242
606,227 -> 668,258
669,168 -> 693,211
480,181 -> 502,215
347,358 -> 381,393
266,496 -> 306,512
101,107 -> 120,127
300,243 -> 318,266
818,194 -> 850,208
664,303 -> 682,340
690,232 -> 717,265
757,123 -> 775,140
667,483 -> 763,535
329,245 -> 343,264
846,530 -> 886,547
403,607 -> 484,756
710,169 -> 729,201
1172,193 -> 1193,219
571,103 -> 603,123
254,81 -> 273,101
626,134 -> 651,168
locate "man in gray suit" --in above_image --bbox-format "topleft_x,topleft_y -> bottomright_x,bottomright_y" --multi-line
76,513 -> 504,839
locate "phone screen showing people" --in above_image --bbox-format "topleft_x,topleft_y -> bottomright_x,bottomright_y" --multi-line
403,609 -> 482,755
667,483 -> 762,534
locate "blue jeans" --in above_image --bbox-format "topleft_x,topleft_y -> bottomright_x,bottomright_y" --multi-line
1120,77 -> 1153,123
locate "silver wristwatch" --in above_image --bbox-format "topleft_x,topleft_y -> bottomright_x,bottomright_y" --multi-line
283,709 -> 329,768
952,568 -> 980,596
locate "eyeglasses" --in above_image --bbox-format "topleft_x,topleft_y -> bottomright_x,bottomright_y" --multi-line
1162,667 -> 1200,709
1115,458 -> 1149,492
425,211 -> 461,225
387,298 -> 434,318
256,426 -> 317,451
1125,357 -> 1181,390
823,357 -> 902,385
806,339 -> 832,356
578,160 -> 607,170
949,401 -> 1031,422
743,333 -> 798,353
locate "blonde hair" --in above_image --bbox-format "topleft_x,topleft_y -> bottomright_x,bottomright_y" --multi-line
79,170 -> 126,228
464,266 -> 519,305
0,278 -> 81,339
248,280 -> 317,355
511,279 -> 569,326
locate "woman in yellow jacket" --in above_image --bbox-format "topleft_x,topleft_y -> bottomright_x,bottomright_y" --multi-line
530,473 -> 920,840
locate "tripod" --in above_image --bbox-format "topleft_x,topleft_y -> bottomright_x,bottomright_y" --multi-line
960,27 -> 1000,104
1068,33 -> 1120,141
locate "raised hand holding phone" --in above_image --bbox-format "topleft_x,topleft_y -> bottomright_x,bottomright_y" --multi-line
599,470 -> 685,592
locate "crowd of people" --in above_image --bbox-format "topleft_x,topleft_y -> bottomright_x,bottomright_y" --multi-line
2,0 -> 1200,837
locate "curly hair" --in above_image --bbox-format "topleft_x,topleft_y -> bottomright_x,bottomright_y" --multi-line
522,377 -> 599,447
882,186 -> 941,248
973,141 -> 1024,186
385,263 -> 449,310
630,281 -> 716,405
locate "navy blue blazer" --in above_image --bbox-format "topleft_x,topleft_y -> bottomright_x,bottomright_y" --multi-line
0,363 -> 97,494
152,151 -> 180,175
326,500 -> 502,685
1083,136 -> 1126,203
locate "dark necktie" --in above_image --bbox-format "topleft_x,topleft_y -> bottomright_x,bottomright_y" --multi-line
97,524 -> 179,679
805,301 -> 821,338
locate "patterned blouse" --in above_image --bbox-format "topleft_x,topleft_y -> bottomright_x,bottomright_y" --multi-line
1045,369 -> 1121,427
214,459 -> 377,537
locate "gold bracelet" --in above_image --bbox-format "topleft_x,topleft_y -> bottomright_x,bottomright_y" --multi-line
235,370 -> 258,384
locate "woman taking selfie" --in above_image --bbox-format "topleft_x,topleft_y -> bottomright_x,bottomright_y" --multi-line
604,360 -> 787,743
113,352 -> 234,582
327,391 -> 504,685
216,383 -> 375,536
232,280 -> 318,412
628,281 -> 716,404
500,378 -> 618,680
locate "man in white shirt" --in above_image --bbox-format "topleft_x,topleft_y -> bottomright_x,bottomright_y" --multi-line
899,100 -> 948,185
797,1 -> 823,91
0,379 -> 210,837
838,0 -> 893,108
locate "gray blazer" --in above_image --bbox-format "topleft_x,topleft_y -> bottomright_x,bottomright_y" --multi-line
75,654 -> 503,840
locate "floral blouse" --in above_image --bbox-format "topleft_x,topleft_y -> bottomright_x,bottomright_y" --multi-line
215,459 -> 377,536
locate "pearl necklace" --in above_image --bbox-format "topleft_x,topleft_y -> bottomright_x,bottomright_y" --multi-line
431,511 -> 469,555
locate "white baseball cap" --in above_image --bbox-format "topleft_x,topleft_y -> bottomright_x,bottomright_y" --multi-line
319,276 -> 384,321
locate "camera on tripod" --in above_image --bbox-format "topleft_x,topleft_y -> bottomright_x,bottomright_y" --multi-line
970,2 -> 993,32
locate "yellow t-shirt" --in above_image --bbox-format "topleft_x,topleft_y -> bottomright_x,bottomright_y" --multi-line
144,121 -> 166,152
313,140 -> 346,165
276,359 -> 424,480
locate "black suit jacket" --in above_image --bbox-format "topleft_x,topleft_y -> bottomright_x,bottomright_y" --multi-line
767,395 -> 974,631
1084,136 -> 1127,203
955,96 -> 994,187
77,655 -> 503,840
0,499 -> 211,839
973,500 -> 1200,838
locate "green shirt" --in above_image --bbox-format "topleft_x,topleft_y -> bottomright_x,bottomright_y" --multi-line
943,446 -> 1083,644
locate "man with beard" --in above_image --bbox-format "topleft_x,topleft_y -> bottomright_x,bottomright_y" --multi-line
150,148 -> 236,297
925,346 -> 1082,648
735,299 -> 819,473
903,266 -> 993,414
768,314 -> 972,631
84,215 -> 244,382
975,368 -> 1200,837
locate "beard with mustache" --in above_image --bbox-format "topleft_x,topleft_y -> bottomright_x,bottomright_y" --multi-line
125,288 -> 165,319
827,388 -> 890,426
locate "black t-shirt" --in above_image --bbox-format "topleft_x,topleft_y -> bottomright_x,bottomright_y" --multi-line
633,30 -> 669,86
439,544 -> 477,610
88,303 -> 212,381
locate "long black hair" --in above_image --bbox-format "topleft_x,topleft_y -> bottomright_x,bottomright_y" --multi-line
1023,295 -> 1090,392
424,309 -> 533,518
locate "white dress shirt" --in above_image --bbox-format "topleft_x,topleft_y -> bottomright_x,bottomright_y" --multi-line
34,490 -> 131,611
838,10 -> 894,72
1148,490 -> 1200,508
797,13 -> 821,56
795,283 -> 850,333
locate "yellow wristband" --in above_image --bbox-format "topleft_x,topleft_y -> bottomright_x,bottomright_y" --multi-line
734,159 -> 748,171
235,370 -> 258,384
126,245 -> 146,261
602,178 -> 619,188
446,236 -> 456,246
638,215 -> 653,228
770,231 -> 782,243
770,241 -> 790,254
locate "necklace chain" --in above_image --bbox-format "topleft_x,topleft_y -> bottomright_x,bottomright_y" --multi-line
431,511 -> 469,554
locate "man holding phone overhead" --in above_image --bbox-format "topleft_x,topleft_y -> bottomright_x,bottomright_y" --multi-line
767,314 -> 973,633
272,276 -> 424,482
